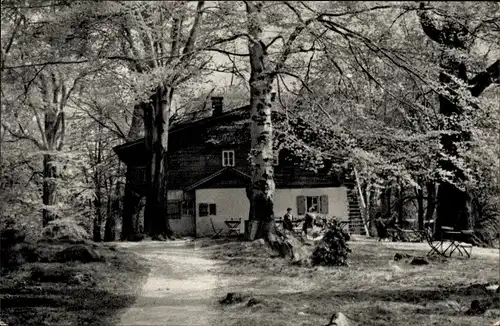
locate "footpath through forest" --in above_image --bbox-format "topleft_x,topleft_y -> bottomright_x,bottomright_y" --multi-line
116,240 -> 222,326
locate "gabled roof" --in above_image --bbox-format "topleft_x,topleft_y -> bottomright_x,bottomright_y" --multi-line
113,105 -> 250,162
185,167 -> 251,191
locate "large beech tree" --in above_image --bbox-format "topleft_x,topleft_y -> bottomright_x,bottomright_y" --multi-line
417,3 -> 499,234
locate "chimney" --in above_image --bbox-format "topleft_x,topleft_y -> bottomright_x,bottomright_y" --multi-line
271,92 -> 276,102
211,96 -> 223,116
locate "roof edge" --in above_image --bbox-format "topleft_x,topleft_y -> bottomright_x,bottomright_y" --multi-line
185,167 -> 251,191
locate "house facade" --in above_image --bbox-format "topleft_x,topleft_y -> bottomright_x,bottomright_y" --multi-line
114,99 -> 351,237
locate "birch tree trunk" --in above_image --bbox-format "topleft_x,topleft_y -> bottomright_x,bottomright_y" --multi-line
245,1 -> 276,240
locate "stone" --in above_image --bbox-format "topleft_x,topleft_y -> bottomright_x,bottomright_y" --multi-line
466,299 -> 487,315
246,298 -> 264,307
410,257 -> 429,265
220,292 -> 246,305
485,309 -> 500,318
327,312 -> 353,326
55,244 -> 102,263
464,283 -> 489,296
435,300 -> 462,312
251,238 -> 266,248
394,253 -> 412,261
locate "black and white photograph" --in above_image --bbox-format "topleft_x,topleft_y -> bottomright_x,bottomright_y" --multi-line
0,1 -> 499,325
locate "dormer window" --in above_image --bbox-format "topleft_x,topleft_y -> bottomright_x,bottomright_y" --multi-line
222,150 -> 235,167
273,151 -> 279,166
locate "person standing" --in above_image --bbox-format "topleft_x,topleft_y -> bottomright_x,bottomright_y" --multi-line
283,207 -> 294,231
303,206 -> 316,238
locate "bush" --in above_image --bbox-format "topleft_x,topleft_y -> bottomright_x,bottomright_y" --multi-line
311,221 -> 351,266
0,226 -> 38,271
41,218 -> 90,243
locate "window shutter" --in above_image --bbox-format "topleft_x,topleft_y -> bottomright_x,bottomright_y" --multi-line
199,203 -> 208,217
320,195 -> 329,214
209,204 -> 216,215
297,196 -> 306,215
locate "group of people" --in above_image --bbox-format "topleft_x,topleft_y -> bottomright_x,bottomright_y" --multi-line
282,206 -> 317,237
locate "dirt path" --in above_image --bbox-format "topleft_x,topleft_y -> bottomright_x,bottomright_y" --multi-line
115,240 -> 222,326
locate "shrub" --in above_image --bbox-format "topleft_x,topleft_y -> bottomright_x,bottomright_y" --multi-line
41,218 -> 90,243
311,221 -> 351,266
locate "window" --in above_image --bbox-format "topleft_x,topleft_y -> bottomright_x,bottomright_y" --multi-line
199,203 -> 217,217
306,196 -> 319,212
167,200 -> 181,219
222,150 -> 235,167
181,200 -> 194,216
296,195 -> 329,215
272,152 -> 279,166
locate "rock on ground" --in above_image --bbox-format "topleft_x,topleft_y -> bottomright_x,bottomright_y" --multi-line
410,257 -> 429,265
55,244 -> 103,263
435,300 -> 462,312
327,312 -> 355,326
219,292 -> 247,305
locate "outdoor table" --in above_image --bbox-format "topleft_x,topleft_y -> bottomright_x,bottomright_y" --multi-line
225,219 -> 241,237
442,230 -> 473,258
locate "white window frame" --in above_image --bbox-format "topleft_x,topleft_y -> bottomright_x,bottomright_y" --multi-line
222,150 -> 235,167
272,152 -> 279,166
306,196 -> 319,212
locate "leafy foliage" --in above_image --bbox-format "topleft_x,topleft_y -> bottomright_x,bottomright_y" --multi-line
311,221 -> 351,266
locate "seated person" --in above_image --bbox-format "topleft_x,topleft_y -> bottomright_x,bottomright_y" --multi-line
283,207 -> 294,231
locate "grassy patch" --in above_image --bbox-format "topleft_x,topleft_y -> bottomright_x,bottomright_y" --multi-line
0,242 -> 148,326
207,238 -> 499,326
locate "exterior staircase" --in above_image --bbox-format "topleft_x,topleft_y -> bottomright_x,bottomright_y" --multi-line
347,188 -> 368,236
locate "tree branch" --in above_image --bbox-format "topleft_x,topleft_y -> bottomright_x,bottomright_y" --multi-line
204,48 -> 250,57
182,1 -> 205,57
2,122 -> 42,149
272,16 -> 317,76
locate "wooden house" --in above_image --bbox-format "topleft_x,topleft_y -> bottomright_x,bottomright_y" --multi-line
113,97 -> 354,237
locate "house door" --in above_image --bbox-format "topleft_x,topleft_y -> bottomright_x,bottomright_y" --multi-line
182,192 -> 196,236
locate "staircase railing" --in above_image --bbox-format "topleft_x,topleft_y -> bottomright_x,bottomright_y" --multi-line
353,166 -> 370,236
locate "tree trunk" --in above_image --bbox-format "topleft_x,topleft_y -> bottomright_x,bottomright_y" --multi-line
121,184 -> 142,241
384,185 -> 392,220
104,178 -> 121,242
42,154 -> 57,226
144,86 -> 172,237
416,186 -> 424,230
93,172 -> 103,242
436,182 -> 473,235
93,197 -> 103,242
246,1 -> 276,240
396,182 -> 403,225
425,181 -> 436,222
